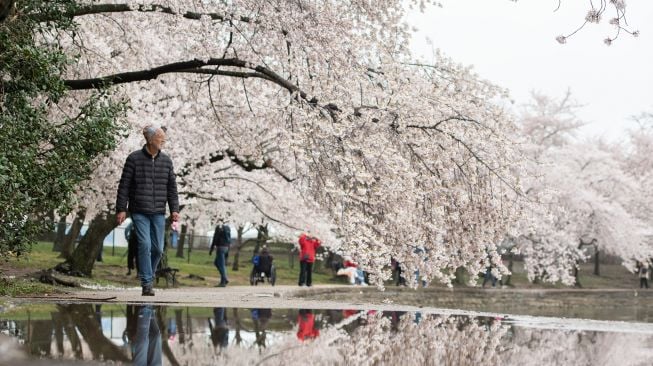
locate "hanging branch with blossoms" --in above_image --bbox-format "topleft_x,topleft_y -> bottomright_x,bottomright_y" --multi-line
554,0 -> 639,45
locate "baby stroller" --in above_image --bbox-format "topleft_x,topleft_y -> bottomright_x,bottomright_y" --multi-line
250,248 -> 276,286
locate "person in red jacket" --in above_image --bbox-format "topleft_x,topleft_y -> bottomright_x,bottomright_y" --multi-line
298,232 -> 321,287
296,309 -> 319,341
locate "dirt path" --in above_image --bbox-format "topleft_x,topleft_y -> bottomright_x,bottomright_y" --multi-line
13,285 -> 419,310
11,285 -> 653,319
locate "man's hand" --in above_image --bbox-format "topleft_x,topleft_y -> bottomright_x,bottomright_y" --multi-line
171,212 -> 180,222
116,212 -> 127,225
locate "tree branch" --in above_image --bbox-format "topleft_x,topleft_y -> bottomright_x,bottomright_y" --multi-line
178,148 -> 294,186
246,197 -> 303,231
32,3 -> 252,23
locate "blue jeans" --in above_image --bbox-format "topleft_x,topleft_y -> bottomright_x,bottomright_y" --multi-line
214,247 -> 228,284
133,306 -> 162,366
132,213 -> 165,288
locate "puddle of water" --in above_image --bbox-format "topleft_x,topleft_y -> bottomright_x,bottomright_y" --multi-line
1,303 -> 652,365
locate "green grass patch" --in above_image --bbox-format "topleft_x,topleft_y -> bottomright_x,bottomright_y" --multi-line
1,241 -> 641,294
0,277 -> 58,297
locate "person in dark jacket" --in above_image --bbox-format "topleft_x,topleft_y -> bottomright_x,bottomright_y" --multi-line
209,222 -> 231,287
116,126 -> 179,296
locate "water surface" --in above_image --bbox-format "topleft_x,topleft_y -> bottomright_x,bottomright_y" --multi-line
1,303 -> 652,365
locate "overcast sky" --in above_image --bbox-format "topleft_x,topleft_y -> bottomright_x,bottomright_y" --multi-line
407,1 -> 653,140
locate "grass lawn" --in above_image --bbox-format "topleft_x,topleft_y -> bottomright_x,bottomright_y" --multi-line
1,241 -> 344,291
0,241 -> 640,295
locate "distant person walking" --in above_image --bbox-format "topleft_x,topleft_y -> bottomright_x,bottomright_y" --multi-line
298,232 -> 321,287
637,261 -> 649,289
116,126 -> 180,296
210,223 -> 232,287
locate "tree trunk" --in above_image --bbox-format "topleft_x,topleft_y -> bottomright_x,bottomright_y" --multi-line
186,229 -> 194,264
232,308 -> 242,345
231,226 -> 245,271
52,216 -> 67,252
289,246 -> 295,269
175,309 -> 185,344
60,209 -> 86,259
176,224 -> 187,258
0,0 -> 15,23
594,246 -> 600,276
51,311 -> 65,356
28,320 -> 53,357
59,307 -> 84,359
573,262 -> 582,288
453,266 -> 466,285
253,224 -> 268,254
64,211 -> 114,277
60,304 -> 130,362
504,254 -> 514,286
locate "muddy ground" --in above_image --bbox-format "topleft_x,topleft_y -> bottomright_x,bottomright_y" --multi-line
8,285 -> 653,322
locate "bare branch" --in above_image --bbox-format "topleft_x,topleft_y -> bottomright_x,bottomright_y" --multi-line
246,197 -> 303,231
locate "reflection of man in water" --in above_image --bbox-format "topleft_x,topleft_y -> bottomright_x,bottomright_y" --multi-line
133,305 -> 162,366
296,309 -> 319,341
251,308 -> 272,347
210,307 -> 229,349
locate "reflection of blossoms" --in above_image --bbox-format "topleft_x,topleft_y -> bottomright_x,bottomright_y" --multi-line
341,314 -> 507,365
500,327 -> 653,365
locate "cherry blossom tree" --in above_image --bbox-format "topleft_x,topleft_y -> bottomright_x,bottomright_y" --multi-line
513,92 -> 651,285
36,0 -> 526,282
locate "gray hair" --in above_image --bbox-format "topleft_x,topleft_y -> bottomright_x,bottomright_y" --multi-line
142,125 -> 167,142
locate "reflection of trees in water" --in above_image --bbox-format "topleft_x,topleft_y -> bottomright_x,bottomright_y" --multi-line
339,313 -> 507,365
191,312 -> 653,366
6,306 -> 653,365
16,304 -> 130,362
501,327 -> 653,365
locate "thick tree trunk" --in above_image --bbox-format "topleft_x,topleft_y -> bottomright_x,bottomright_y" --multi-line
175,224 -> 187,258
60,304 -> 130,362
52,216 -> 67,252
594,246 -> 600,276
64,212 -> 114,277
60,209 -> 86,259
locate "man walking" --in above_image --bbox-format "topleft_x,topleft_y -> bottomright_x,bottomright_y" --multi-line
209,222 -> 231,287
116,126 -> 179,296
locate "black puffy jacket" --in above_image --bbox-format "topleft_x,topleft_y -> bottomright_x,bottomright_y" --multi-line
116,146 -> 180,214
